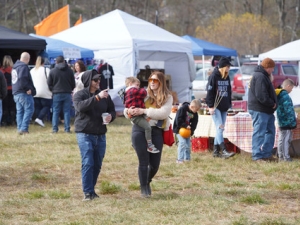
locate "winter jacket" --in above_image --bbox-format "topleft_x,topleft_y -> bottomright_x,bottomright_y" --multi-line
173,102 -> 198,136
248,65 -> 277,114
206,67 -> 232,112
47,63 -> 75,94
0,71 -> 7,99
12,60 -> 36,96
275,88 -> 296,130
73,70 -> 116,135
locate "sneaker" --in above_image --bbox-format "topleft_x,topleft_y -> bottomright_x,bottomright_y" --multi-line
18,131 -> 29,135
93,192 -> 100,199
147,143 -> 160,153
82,193 -> 93,201
35,118 -> 45,127
176,160 -> 184,164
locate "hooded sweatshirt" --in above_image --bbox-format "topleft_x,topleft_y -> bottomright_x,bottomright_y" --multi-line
47,62 -> 75,94
206,67 -> 232,112
73,70 -> 116,135
173,102 -> 198,136
12,60 -> 36,96
248,65 -> 277,114
275,88 -> 296,130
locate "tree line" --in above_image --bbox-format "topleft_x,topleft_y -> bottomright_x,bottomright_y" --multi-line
1,0 -> 300,55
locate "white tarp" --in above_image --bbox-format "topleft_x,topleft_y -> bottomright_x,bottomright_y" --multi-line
51,9 -> 195,111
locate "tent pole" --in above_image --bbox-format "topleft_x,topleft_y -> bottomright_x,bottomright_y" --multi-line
202,55 -> 205,80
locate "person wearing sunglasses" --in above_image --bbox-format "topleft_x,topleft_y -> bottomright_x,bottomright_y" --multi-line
73,69 -> 116,201
124,71 -> 173,198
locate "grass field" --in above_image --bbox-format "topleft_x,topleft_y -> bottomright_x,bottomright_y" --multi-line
0,116 -> 300,225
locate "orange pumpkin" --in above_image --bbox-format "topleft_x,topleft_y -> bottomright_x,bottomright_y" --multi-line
179,128 -> 191,138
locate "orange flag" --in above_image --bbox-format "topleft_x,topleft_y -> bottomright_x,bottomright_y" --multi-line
74,15 -> 82,26
34,5 -> 70,36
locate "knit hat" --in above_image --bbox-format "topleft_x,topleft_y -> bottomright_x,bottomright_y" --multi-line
261,58 -> 275,68
218,57 -> 233,68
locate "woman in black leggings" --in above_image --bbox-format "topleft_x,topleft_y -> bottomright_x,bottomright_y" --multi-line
125,71 -> 173,197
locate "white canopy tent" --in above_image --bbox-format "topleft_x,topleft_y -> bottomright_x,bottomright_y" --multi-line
51,9 -> 195,111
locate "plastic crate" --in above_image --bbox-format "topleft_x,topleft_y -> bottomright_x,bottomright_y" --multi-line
191,137 -> 210,152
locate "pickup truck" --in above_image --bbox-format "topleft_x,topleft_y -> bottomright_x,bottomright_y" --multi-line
232,62 -> 299,100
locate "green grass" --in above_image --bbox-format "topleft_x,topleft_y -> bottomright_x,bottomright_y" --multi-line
0,116 -> 300,224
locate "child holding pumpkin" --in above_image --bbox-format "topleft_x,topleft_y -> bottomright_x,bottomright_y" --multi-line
173,99 -> 201,163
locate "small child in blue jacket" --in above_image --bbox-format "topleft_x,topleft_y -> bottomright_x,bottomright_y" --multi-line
173,99 -> 201,163
275,78 -> 297,162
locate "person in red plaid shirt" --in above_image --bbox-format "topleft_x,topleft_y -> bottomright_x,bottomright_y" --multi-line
124,77 -> 159,153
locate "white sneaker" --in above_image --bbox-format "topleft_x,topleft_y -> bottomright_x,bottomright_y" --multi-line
35,118 -> 45,127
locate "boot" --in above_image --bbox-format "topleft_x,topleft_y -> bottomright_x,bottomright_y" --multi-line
219,142 -> 235,159
141,185 -> 150,198
213,145 -> 221,158
146,183 -> 151,196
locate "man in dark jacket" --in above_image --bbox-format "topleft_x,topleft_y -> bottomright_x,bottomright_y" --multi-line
0,70 -> 8,124
73,69 -> 116,201
47,55 -> 75,133
248,58 -> 277,162
12,52 -> 36,134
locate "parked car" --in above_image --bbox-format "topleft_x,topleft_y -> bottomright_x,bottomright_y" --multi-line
232,62 -> 299,100
194,60 -> 211,72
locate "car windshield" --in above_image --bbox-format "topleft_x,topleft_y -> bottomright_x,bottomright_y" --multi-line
195,69 -> 209,81
282,65 -> 298,75
241,64 -> 256,75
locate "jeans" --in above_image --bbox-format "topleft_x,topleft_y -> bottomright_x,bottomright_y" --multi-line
176,133 -> 191,161
34,97 -> 52,121
0,99 -> 2,123
76,133 -> 106,194
52,93 -> 72,132
277,129 -> 292,159
249,110 -> 275,160
212,108 -> 227,145
13,93 -> 34,132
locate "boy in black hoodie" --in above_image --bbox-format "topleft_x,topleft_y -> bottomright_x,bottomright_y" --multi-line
173,99 -> 201,163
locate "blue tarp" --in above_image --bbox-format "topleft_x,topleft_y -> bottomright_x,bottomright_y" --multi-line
182,35 -> 237,57
29,34 -> 94,59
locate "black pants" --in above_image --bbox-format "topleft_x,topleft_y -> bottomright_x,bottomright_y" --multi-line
131,124 -> 163,186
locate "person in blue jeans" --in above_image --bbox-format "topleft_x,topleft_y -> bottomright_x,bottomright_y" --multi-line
73,69 -> 116,201
248,58 -> 277,162
206,57 -> 235,158
173,99 -> 201,163
12,52 -> 36,134
47,56 -> 75,133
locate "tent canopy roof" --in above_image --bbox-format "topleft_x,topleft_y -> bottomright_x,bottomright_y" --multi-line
51,9 -> 192,53
0,26 -> 46,50
259,39 -> 300,61
30,34 -> 94,59
182,35 -> 237,57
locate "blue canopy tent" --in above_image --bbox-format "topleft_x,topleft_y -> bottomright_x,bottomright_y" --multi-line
29,34 -> 94,61
181,35 -> 240,70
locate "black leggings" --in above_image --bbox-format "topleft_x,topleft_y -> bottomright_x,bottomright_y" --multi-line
131,124 -> 163,186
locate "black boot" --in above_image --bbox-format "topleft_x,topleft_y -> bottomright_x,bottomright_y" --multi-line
146,183 -> 151,196
219,142 -> 235,159
213,145 -> 221,157
141,185 -> 150,198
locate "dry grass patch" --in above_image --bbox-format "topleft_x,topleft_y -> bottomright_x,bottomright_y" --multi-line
0,117 -> 300,224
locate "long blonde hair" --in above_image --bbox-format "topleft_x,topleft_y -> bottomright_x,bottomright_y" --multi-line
218,66 -> 229,79
147,71 -> 171,107
2,55 -> 13,68
34,56 -> 44,70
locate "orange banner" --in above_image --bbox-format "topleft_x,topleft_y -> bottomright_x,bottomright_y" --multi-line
34,5 -> 70,36
74,15 -> 82,26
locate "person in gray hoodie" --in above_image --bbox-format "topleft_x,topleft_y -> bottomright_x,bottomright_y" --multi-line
47,55 -> 75,133
73,69 -> 116,201
12,52 -> 36,134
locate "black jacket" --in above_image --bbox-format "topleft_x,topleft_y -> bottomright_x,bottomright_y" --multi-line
206,67 -> 232,112
73,70 -> 116,135
248,65 -> 277,114
47,63 -> 75,94
0,71 -> 7,99
12,60 -> 36,96
173,102 -> 198,136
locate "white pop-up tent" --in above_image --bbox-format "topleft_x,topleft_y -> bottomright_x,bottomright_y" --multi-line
51,9 -> 195,111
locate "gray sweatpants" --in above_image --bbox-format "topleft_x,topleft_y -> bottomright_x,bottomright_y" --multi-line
277,129 -> 292,159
